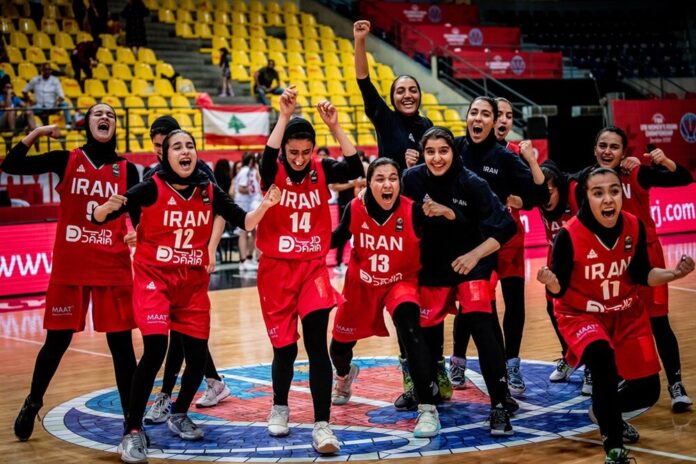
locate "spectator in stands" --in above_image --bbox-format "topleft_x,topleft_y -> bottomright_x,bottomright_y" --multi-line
219,48 -> 233,97
1,82 -> 37,133
107,13 -> 124,45
121,0 -> 148,54
253,60 -> 284,106
70,37 -> 102,91
29,0 -> 43,31
214,158 -> 234,195
353,20 -> 432,172
88,0 -> 109,36
22,63 -> 72,129
73,0 -> 86,29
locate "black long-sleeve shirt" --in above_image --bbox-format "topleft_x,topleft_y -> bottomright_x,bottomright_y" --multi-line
93,176 -> 248,229
144,159 -> 216,184
1,141 -> 141,225
549,213 -> 652,298
358,76 -> 433,171
259,145 -> 365,190
401,164 -> 516,287
454,135 -> 549,209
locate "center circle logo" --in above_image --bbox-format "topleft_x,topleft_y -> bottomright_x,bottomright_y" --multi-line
45,357 -> 626,461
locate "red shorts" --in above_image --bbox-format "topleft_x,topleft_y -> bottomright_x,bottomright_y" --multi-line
332,276 -> 419,343
496,232 -> 525,279
419,280 -> 492,327
132,262 -> 211,340
257,255 -> 341,348
556,306 -> 660,380
641,241 -> 668,317
45,282 -> 135,332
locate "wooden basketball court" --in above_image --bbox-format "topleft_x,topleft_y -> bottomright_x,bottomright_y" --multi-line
1,237 -> 695,463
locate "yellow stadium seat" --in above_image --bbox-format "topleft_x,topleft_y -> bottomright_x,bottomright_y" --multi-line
286,25 -> 301,39
43,4 -> 60,20
231,64 -> 251,82
307,65 -> 325,81
84,79 -> 107,98
283,13 -> 298,26
161,0 -> 177,10
0,18 -> 15,34
319,25 -> 335,40
340,52 -> 353,67
18,62 -> 38,80
144,0 -> 158,8
170,94 -> 196,115
77,96 -> 97,111
26,46 -> 47,64
308,80 -> 327,98
231,0 -> 247,12
124,95 -> 148,115
421,93 -> 446,112
65,131 -> 87,149
266,13 -> 282,27
10,32 -> 30,49
112,62 -> 133,81
300,12 -> 316,26
304,39 -> 320,54
286,51 -> 303,66
231,37 -> 249,51
175,22 -> 195,38
249,25 -> 265,38
101,95 -> 125,116
337,38 -> 353,53
18,18 -> 37,34
349,94 -> 364,108
0,63 -> 16,79
130,78 -> 153,97
108,78 -> 129,98
343,66 -> 356,81
92,63 -> 110,81
127,114 -> 148,135
195,23 -> 212,39
156,62 -> 176,79
247,50 -> 265,68
320,39 -> 337,54
266,0 -> 281,14
232,24 -> 249,38
266,37 -> 284,53
325,66 -> 344,81
154,79 -> 174,97
137,48 -> 158,65
76,32 -> 94,43
377,64 -> 396,81
249,37 -> 266,52
248,12 -> 264,25
96,47 -> 114,64
99,33 -> 118,50
11,78 -> 26,97
50,46 -> 70,65
358,132 -> 377,146
214,0 -> 229,11
267,51 -> 286,67
172,113 -> 193,130
283,1 -> 298,14
231,50 -> 249,66
147,95 -> 169,112
134,63 -> 155,81
211,36 -> 229,51
327,80 -> 347,97
61,19 -> 80,34
116,47 -> 136,64
175,10 -> 192,23
55,32 -> 75,49
212,23 -> 229,37
322,53 -> 339,67
427,109 -> 444,123
249,0 -> 263,12
229,11 -> 246,25
158,9 -> 175,23
215,12 -> 230,25
444,109 -> 464,123
302,26 -> 319,40
180,0 -> 196,10
61,78 -> 83,98
41,18 -> 59,34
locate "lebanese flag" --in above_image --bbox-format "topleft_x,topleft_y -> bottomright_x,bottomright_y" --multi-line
202,105 -> 269,145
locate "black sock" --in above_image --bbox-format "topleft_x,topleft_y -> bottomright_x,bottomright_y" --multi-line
204,350 -> 221,381
172,333 -> 208,414
301,308 -> 332,422
127,335 -> 168,430
161,331 -> 184,396
546,299 -> 568,356
106,330 -> 136,417
29,329 -> 74,403
393,303 -> 434,403
501,277 -> 525,360
650,315 -> 682,385
329,339 -> 356,377
464,312 -> 508,406
272,343 -> 298,406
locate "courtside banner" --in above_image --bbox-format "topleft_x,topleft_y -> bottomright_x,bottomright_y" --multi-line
0,222 -> 55,297
203,105 -> 269,146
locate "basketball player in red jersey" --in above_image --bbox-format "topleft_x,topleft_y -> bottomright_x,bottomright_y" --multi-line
93,130 -> 280,463
256,87 -> 364,455
2,104 -> 140,443
329,158 -> 440,438
538,167 -> 694,464
580,126 -> 694,412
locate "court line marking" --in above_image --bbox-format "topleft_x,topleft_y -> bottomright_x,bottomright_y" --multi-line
0,334 -> 112,358
564,435 -> 696,462
671,285 -> 696,293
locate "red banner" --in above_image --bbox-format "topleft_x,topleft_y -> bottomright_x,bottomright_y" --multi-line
402,25 -> 520,56
507,139 -> 549,165
361,1 -> 479,34
610,99 -> 696,172
451,50 -> 563,79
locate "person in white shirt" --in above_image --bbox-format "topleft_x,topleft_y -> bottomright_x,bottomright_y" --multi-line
234,152 -> 263,270
22,63 -> 72,128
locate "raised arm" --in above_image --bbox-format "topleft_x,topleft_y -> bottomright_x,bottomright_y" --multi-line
316,100 -> 357,158
260,86 -> 297,188
0,125 -> 69,177
353,20 -> 371,79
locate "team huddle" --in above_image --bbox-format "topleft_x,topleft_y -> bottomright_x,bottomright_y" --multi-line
3,19 -> 695,464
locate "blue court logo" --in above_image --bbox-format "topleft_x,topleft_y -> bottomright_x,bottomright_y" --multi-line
44,357 -> 623,461
679,112 -> 696,143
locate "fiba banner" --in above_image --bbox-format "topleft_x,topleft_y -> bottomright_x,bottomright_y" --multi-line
611,99 -> 696,170
403,25 -> 521,56
361,1 -> 478,34
451,50 -> 563,79
202,105 -> 269,146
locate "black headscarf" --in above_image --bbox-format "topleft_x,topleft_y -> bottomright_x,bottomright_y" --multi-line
577,170 -> 624,247
540,159 -> 570,221
81,103 -> 118,163
390,75 -> 432,141
156,130 -> 210,187
464,127 -> 498,155
280,117 -> 316,183
149,115 -> 180,138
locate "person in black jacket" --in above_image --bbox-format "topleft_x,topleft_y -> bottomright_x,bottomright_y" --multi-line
402,126 -> 517,437
353,20 -> 433,172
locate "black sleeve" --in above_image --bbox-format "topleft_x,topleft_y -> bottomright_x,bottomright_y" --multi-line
627,221 -> 651,285
410,202 -> 424,238
549,228 -> 574,297
94,178 -> 158,224
212,185 -> 248,230
636,164 -> 693,189
125,161 -> 142,227
330,200 -> 353,249
505,152 -> 550,208
259,145 -> 279,190
322,156 -> 364,184
357,76 -> 389,121
469,174 -> 516,246
0,142 -> 70,180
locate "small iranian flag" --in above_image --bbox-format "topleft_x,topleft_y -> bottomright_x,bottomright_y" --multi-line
202,105 -> 270,146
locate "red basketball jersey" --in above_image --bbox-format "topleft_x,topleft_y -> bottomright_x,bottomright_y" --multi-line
556,212 -> 640,314
620,168 -> 658,243
52,148 -> 131,285
347,196 -> 420,286
256,158 -> 332,260
135,175 -> 214,269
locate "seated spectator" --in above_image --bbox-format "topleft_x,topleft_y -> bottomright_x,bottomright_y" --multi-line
253,60 -> 284,106
22,63 -> 72,129
1,82 -> 37,133
70,37 -> 102,91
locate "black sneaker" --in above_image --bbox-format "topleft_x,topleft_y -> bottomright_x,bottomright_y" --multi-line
489,404 -> 513,436
14,396 -> 43,441
394,390 -> 418,411
503,392 -> 520,416
622,420 -> 639,444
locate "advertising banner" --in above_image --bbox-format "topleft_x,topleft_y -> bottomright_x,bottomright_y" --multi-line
451,50 -> 563,79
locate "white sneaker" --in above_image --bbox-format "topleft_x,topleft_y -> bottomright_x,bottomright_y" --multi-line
413,404 -> 440,438
118,431 -> 148,463
167,413 -> 204,440
195,377 -> 231,408
669,381 -> 693,412
332,363 -> 360,405
549,358 -> 575,382
267,405 -> 290,437
240,260 -> 258,271
312,421 -> 340,454
143,392 -> 171,424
